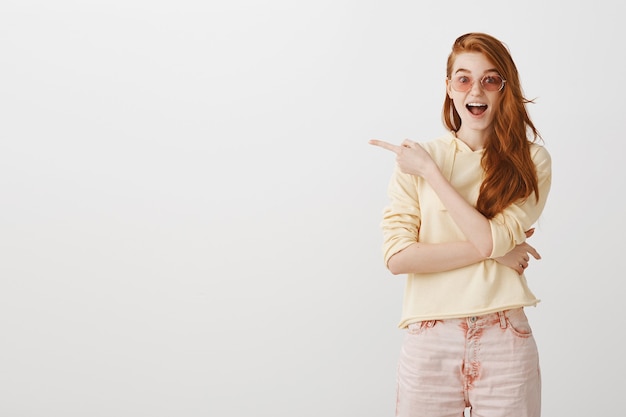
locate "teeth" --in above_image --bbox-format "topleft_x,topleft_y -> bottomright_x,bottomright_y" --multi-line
467,103 -> 487,107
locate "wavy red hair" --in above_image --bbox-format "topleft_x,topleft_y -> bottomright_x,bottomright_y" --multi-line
442,33 -> 541,219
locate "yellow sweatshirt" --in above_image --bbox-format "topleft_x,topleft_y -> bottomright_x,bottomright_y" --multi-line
381,131 -> 552,328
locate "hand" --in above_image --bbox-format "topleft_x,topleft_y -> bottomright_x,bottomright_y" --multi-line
494,229 -> 541,275
369,139 -> 437,178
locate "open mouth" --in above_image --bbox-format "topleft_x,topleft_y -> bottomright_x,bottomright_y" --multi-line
466,103 -> 487,115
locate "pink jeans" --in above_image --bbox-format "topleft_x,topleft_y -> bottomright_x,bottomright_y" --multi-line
396,308 -> 541,417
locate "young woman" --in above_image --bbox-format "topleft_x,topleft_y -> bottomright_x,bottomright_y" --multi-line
369,33 -> 551,417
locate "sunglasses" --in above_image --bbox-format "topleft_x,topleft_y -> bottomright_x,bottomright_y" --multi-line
449,74 -> 506,92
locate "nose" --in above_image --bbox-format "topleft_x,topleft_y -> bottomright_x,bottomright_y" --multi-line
469,79 -> 484,95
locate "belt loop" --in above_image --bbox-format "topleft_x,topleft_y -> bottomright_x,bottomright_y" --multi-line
498,311 -> 507,329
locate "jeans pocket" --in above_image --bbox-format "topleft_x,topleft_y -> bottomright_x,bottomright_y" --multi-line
505,308 -> 533,338
407,320 -> 439,335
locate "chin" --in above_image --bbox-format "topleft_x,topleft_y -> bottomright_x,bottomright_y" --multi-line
462,115 -> 493,130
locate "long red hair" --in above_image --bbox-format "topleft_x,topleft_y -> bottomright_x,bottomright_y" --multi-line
442,33 -> 540,219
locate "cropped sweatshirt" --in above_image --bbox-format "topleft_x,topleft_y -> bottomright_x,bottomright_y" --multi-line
381,131 -> 552,328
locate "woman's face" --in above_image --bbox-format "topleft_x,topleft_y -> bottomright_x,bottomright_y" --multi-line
447,52 -> 504,137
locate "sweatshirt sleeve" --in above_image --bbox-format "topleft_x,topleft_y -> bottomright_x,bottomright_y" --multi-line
381,165 -> 422,266
488,145 -> 552,258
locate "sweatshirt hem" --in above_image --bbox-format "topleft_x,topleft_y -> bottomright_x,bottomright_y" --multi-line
397,300 -> 540,328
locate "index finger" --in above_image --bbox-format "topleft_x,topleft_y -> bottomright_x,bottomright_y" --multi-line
523,243 -> 541,260
528,247 -> 541,260
368,139 -> 401,154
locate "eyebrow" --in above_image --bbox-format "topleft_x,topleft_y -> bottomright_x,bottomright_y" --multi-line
454,68 -> 500,74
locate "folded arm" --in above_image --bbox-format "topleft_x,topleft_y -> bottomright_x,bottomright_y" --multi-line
386,229 -> 540,275
372,138 -> 551,260
374,139 -> 551,275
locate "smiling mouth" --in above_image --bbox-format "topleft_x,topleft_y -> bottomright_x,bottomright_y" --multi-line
466,103 -> 487,115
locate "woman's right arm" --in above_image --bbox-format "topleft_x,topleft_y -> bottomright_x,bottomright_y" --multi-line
372,139 -> 552,261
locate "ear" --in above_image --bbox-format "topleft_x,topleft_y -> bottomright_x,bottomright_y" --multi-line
446,78 -> 453,99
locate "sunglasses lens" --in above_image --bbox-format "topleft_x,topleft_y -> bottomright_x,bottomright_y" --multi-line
481,75 -> 503,91
451,76 -> 472,92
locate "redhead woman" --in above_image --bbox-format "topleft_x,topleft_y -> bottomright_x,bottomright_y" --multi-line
369,32 -> 551,417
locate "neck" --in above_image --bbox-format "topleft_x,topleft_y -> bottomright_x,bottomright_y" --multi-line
454,129 -> 487,151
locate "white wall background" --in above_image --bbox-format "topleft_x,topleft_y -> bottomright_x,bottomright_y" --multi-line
1,1 -> 623,416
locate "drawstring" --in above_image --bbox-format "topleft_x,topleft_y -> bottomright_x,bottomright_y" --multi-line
441,132 -> 457,181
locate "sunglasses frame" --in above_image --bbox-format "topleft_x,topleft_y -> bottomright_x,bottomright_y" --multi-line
448,74 -> 507,92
